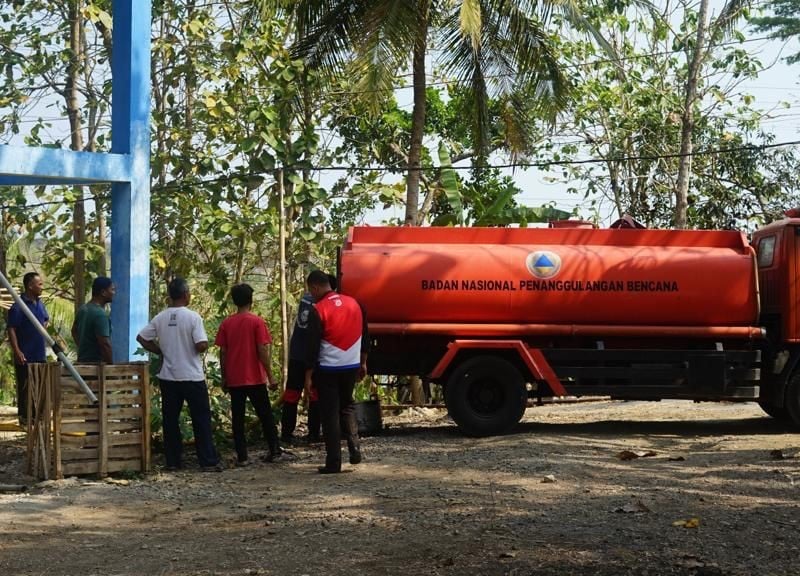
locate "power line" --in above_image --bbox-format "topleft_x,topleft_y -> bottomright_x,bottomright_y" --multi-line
2,138 -> 798,212
295,137 -> 800,172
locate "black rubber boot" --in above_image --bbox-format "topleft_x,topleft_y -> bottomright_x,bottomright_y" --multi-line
307,401 -> 321,442
281,402 -> 298,441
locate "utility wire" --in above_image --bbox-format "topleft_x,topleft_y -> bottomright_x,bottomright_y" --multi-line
3,136 -> 797,211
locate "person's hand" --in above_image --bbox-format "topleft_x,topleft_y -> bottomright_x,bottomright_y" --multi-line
220,378 -> 229,394
13,350 -> 26,365
267,377 -> 278,391
357,360 -> 367,381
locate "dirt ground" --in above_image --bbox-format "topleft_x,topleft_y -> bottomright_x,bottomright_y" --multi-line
1,399 -> 799,576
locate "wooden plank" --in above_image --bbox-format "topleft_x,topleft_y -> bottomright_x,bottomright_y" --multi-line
92,393 -> 144,405
107,459 -> 142,474
107,432 -> 143,446
52,365 -> 62,479
142,366 -> 151,472
103,383 -> 145,394
60,422 -> 99,433
98,364 -> 108,477
106,407 -> 146,419
60,408 -> 102,419
25,365 -> 36,475
60,417 -> 99,425
62,460 -> 99,476
104,376 -> 144,384
104,416 -> 144,424
102,364 -> 146,376
70,364 -> 101,378
61,448 -> 99,461
107,445 -> 143,459
59,435 -> 98,448
43,365 -> 51,480
113,421 -> 144,433
59,381 -> 100,396
60,392 -> 101,405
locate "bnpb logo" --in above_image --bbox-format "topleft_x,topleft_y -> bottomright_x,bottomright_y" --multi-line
526,251 -> 562,279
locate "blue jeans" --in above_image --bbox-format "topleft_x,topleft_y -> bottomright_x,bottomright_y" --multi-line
159,379 -> 219,468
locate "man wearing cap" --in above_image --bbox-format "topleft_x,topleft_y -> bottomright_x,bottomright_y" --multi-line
72,276 -> 115,363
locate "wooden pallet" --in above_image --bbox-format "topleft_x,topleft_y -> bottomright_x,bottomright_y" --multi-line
26,363 -> 151,479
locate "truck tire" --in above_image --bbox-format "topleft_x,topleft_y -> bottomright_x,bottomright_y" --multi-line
785,372 -> 800,427
758,401 -> 791,421
445,355 -> 527,437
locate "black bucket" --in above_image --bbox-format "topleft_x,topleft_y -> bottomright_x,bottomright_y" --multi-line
354,399 -> 382,436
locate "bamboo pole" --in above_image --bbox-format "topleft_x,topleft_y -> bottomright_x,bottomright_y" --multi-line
0,271 -> 96,403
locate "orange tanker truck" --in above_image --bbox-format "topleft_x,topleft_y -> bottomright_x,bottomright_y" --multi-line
337,218 -> 800,436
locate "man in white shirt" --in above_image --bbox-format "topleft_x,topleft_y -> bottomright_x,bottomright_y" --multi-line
137,277 -> 221,472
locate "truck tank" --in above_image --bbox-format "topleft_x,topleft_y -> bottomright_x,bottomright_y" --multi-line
339,226 -> 760,329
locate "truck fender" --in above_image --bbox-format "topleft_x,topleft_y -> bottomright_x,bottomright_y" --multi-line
429,339 -> 567,397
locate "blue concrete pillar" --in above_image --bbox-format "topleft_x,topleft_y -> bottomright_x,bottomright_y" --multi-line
110,0 -> 151,361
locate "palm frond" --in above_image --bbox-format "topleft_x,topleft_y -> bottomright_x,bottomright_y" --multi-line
291,0 -> 368,75
460,0 -> 483,51
292,0 -> 421,101
710,0 -> 751,42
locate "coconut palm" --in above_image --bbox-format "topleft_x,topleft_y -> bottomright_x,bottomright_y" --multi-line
257,0 -> 573,225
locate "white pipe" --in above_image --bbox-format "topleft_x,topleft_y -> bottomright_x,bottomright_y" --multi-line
0,271 -> 97,404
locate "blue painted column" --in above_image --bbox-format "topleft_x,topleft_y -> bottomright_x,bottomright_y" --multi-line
110,0 -> 151,361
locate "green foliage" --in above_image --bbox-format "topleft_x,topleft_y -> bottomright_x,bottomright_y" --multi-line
538,0 -> 794,228
289,0 -> 574,224
751,0 -> 800,64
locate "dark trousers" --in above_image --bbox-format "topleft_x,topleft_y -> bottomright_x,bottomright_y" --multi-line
282,358 -> 320,440
230,384 -> 279,461
281,400 -> 321,440
315,369 -> 360,470
15,364 -> 28,425
159,379 -> 219,468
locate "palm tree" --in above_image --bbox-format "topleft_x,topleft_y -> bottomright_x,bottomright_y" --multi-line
263,0 -> 572,225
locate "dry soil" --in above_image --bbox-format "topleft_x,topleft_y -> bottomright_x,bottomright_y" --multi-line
1,400 -> 799,576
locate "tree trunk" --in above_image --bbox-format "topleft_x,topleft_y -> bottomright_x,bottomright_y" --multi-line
404,6 -> 430,405
67,0 -> 85,315
95,193 -> 108,275
404,20 -> 428,226
152,5 -> 171,293
278,168 -> 289,388
674,0 -> 709,229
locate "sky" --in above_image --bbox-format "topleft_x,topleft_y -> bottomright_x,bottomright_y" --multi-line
5,4 -> 800,229
360,9 -> 800,226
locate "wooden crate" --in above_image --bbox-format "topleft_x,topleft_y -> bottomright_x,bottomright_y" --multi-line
26,363 -> 151,479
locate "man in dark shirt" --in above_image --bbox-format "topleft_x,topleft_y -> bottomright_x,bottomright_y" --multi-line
72,276 -> 115,363
304,270 -> 369,474
279,276 -> 338,445
7,272 -> 49,424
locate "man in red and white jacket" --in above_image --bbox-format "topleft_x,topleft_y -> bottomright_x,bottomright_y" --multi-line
304,270 -> 369,474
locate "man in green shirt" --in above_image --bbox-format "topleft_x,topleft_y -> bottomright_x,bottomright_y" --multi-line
71,276 -> 115,363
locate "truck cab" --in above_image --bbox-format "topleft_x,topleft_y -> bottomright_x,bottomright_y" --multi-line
752,217 -> 800,421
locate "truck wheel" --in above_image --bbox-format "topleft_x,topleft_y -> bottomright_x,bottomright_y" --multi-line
758,401 -> 791,421
445,356 -> 527,437
785,372 -> 800,427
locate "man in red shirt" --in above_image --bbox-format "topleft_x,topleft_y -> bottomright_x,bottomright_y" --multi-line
215,283 -> 281,465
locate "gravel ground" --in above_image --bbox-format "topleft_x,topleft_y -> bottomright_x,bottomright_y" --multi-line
1,399 -> 799,576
